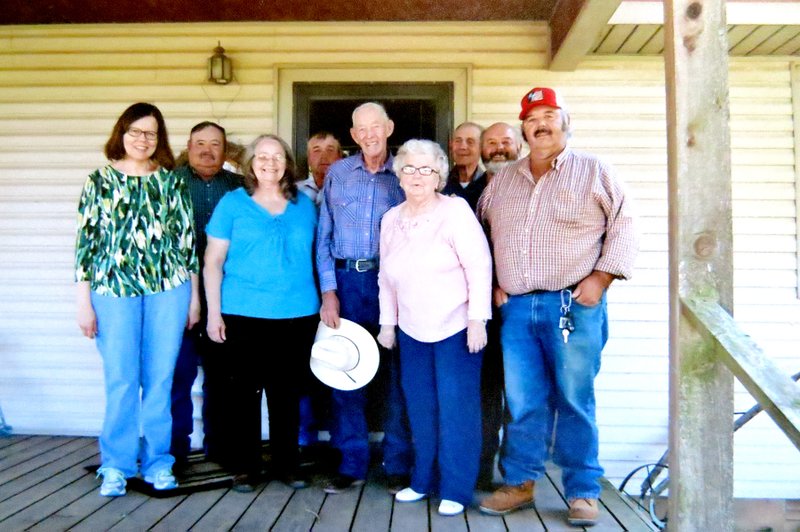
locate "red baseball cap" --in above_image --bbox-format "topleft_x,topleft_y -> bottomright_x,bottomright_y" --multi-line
519,87 -> 563,119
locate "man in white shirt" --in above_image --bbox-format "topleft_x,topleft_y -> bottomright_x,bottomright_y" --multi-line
297,131 -> 342,205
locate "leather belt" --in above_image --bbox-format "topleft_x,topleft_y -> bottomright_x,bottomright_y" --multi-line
335,258 -> 378,272
519,284 -> 577,296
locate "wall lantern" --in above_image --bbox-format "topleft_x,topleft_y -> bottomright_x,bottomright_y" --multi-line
208,41 -> 233,84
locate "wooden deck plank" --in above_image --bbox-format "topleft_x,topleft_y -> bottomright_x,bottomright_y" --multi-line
0,439 -> 97,502
504,504 -> 548,531
350,477 -> 392,531
27,488 -> 113,532
68,490 -> 150,531
0,435 -> 51,459
0,437 -> 657,531
391,497 -> 430,531
148,487 -> 227,531
0,435 -> 30,450
314,483 -> 362,530
233,481 -> 294,530
0,452 -> 98,522
463,504 -> 509,531
0,436 -> 65,467
0,468 -> 99,530
0,437 -> 94,485
430,506 -> 469,531
190,489 -> 259,531
598,477 -> 659,531
272,482 -> 326,531
106,494 -> 189,531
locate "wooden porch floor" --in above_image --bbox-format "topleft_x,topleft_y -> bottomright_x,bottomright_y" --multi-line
0,435 -> 657,531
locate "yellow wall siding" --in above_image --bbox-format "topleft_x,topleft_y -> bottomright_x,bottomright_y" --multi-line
0,21 -> 798,499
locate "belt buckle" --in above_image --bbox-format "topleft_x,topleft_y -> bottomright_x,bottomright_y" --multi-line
354,259 -> 369,272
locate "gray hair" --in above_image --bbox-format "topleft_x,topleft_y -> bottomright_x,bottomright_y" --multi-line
453,121 -> 484,136
352,101 -> 390,126
393,139 -> 449,191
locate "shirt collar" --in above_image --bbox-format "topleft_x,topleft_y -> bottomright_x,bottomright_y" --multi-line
186,165 -> 226,182
354,152 -> 394,174
551,145 -> 572,171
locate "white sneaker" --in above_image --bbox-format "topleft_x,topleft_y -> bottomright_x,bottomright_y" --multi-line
438,499 -> 464,516
395,487 -> 426,502
97,467 -> 126,497
144,468 -> 178,490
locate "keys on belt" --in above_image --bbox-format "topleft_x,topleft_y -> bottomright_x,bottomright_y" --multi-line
334,258 -> 378,272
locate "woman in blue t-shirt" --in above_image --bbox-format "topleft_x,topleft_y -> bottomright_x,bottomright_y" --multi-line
204,134 -> 320,492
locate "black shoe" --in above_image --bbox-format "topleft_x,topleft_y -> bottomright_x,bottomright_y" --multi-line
386,474 -> 410,495
172,458 -> 189,477
476,478 -> 498,492
324,474 -> 365,494
231,473 -> 257,493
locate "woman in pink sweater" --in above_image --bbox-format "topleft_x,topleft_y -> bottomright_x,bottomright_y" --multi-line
377,139 -> 492,516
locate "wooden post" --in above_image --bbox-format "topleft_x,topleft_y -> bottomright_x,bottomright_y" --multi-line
663,0 -> 735,529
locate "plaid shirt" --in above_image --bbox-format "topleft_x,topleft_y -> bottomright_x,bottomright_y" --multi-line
478,147 -> 637,295
316,153 -> 405,293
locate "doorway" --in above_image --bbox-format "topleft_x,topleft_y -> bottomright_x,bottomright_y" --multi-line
292,82 -> 454,174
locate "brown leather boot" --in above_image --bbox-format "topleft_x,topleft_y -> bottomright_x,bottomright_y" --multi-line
478,480 -> 535,515
567,498 -> 599,526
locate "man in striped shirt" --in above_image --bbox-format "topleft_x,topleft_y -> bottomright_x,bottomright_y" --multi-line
477,87 -> 637,526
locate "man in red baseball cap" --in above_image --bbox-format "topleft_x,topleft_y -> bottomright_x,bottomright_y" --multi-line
477,87 -> 638,526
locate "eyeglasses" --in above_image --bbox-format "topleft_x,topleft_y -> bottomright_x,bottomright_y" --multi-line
126,127 -> 158,141
255,153 -> 286,164
400,165 -> 439,176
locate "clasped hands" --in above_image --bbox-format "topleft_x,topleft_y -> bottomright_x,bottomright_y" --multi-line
377,320 -> 487,354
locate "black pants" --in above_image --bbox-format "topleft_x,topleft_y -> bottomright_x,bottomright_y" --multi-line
479,309 -> 506,483
218,313 -> 318,477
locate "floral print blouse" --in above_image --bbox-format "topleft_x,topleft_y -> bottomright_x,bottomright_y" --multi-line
75,164 -> 199,297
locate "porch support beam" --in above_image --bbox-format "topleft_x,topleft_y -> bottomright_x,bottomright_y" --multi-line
549,0 -> 622,71
664,0 -> 735,529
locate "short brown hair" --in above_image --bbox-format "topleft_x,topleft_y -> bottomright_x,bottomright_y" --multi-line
104,102 -> 175,170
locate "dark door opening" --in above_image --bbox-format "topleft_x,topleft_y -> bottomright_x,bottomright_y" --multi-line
292,82 -> 453,175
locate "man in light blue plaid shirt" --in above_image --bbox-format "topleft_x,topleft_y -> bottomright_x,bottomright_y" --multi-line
316,102 -> 412,495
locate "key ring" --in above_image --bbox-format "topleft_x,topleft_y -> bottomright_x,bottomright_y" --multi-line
560,289 -> 572,315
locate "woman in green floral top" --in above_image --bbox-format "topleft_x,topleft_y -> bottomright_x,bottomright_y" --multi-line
75,102 -> 200,497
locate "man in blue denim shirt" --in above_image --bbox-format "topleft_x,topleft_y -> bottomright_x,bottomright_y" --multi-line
316,102 -> 412,494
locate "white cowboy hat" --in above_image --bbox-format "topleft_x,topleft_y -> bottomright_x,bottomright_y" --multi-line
310,319 -> 380,391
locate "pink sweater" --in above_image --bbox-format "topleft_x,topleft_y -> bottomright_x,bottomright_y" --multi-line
378,194 -> 492,343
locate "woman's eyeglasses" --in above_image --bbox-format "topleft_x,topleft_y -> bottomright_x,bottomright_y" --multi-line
400,165 -> 438,176
126,127 -> 158,141
255,154 -> 287,164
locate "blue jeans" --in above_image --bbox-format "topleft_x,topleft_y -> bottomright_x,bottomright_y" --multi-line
331,267 -> 412,479
499,291 -> 607,500
91,282 -> 191,478
398,328 -> 483,506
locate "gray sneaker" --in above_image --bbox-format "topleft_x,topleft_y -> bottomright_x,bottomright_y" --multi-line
144,468 -> 178,490
97,467 -> 127,497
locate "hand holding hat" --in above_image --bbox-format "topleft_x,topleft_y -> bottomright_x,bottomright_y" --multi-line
310,318 -> 380,391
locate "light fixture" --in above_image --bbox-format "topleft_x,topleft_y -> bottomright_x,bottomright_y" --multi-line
208,41 -> 232,84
